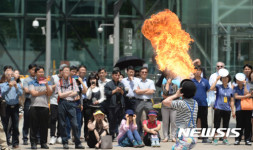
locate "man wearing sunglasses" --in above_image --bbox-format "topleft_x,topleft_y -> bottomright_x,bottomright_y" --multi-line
134,67 -> 156,135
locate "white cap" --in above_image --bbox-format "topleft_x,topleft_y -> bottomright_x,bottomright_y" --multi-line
235,73 -> 246,81
218,68 -> 229,77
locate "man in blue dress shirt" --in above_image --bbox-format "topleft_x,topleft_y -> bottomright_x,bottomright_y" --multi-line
1,69 -> 23,148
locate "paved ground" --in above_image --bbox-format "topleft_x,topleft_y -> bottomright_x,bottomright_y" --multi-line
7,108 -> 253,149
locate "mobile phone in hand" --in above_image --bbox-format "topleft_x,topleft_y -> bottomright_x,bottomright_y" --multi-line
38,77 -> 46,84
10,77 -> 15,81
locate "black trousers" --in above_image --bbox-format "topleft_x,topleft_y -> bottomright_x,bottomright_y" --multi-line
125,97 -> 136,111
29,107 -> 49,145
214,109 -> 231,129
197,106 -> 208,139
107,106 -> 124,138
235,110 -> 252,142
50,104 -> 60,137
87,129 -> 107,148
3,104 -> 19,146
22,98 -> 31,141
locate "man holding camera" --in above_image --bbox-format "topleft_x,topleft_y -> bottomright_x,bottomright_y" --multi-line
104,70 -> 125,139
1,69 -> 23,148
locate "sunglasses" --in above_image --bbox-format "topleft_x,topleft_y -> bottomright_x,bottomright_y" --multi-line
217,66 -> 224,68
141,72 -> 148,74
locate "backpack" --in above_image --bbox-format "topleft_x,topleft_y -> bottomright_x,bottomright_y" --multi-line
57,77 -> 73,103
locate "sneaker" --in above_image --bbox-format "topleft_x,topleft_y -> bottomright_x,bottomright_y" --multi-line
23,140 -> 28,145
202,138 -> 212,143
57,137 -> 62,144
151,140 -> 156,147
213,139 -> 218,145
155,140 -> 160,147
245,141 -> 252,145
49,136 -> 57,145
234,140 -> 240,145
31,143 -> 37,149
68,139 -> 74,145
223,139 -> 229,145
137,141 -> 145,148
132,140 -> 139,148
75,144 -> 85,149
63,144 -> 69,149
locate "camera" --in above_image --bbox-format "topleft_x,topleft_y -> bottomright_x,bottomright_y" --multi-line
91,81 -> 96,85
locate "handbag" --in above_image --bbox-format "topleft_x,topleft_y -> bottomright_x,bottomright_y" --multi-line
101,135 -> 112,149
241,98 -> 253,110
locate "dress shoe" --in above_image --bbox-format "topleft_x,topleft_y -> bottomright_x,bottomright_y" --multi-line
41,143 -> 49,149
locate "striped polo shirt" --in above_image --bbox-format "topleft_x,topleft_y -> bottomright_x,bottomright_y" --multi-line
171,98 -> 198,128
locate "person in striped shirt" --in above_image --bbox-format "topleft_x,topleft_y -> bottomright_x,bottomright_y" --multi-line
163,79 -> 198,150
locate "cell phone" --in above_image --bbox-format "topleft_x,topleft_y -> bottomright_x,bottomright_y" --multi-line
72,75 -> 79,80
38,77 -> 46,84
10,77 -> 15,81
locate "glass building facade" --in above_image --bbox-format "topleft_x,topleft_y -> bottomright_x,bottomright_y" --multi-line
0,0 -> 253,77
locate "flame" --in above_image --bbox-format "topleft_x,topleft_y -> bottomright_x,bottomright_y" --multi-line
142,9 -> 194,78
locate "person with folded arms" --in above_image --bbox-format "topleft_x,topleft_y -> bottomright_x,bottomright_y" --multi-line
29,66 -> 52,149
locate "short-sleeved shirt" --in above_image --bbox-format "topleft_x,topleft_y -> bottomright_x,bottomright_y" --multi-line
142,119 -> 161,135
23,76 -> 36,99
134,78 -> 156,99
171,99 -> 198,128
29,80 -> 52,108
192,78 -> 210,106
55,77 -> 79,101
50,74 -> 60,105
214,84 -> 233,111
233,85 -> 250,111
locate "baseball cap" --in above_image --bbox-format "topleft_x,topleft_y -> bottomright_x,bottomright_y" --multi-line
235,73 -> 246,81
94,110 -> 104,116
125,109 -> 134,116
148,110 -> 157,116
59,64 -> 68,71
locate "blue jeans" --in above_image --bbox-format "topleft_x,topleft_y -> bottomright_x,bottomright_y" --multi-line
66,108 -> 82,139
118,130 -> 142,146
58,100 -> 81,145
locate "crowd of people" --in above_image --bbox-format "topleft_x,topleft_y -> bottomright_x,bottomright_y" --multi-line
0,61 -> 252,150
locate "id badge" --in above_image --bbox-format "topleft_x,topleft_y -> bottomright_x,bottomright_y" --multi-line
151,135 -> 158,139
224,97 -> 227,103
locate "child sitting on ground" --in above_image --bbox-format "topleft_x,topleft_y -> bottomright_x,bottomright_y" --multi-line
142,110 -> 161,147
117,109 -> 144,148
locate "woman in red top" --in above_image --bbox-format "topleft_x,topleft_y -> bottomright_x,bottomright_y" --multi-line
142,110 -> 161,147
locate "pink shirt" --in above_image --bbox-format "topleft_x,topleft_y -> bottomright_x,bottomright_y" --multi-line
117,119 -> 137,141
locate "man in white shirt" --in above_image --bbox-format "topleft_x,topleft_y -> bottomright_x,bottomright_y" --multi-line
97,68 -> 111,113
121,66 -> 139,110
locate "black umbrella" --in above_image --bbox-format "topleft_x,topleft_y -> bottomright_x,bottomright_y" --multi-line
114,56 -> 145,70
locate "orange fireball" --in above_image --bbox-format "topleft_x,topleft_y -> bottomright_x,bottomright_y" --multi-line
142,9 -> 194,78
